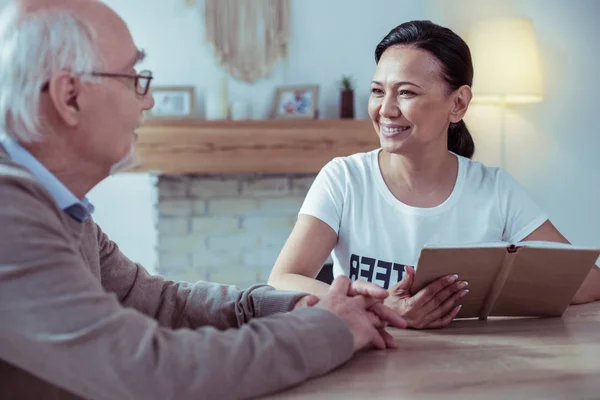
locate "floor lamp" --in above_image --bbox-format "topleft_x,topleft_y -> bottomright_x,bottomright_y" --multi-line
467,17 -> 544,168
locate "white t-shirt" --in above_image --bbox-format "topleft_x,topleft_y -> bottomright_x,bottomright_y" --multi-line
299,149 -> 549,290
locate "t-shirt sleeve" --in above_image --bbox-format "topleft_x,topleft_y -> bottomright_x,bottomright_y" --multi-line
497,168 -> 549,243
298,158 -> 346,235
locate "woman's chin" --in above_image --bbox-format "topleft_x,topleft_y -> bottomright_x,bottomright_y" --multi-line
379,136 -> 409,154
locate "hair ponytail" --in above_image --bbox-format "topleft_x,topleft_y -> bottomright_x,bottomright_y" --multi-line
447,120 -> 475,159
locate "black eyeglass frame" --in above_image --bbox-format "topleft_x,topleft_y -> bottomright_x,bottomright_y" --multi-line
41,70 -> 154,96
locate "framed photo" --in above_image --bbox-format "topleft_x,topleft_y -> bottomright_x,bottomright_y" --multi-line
148,86 -> 195,119
271,85 -> 319,119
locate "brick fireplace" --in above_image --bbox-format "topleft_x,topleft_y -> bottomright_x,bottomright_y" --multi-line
155,173 -> 318,288
135,119 -> 378,288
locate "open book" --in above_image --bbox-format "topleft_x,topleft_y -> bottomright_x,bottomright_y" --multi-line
411,241 -> 600,319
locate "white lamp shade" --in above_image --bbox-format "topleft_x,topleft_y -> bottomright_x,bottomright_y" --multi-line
468,17 -> 544,104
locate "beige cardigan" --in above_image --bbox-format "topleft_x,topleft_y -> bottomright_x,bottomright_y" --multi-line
0,147 -> 353,400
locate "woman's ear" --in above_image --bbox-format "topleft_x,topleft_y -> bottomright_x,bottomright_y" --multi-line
47,71 -> 82,127
449,85 -> 473,123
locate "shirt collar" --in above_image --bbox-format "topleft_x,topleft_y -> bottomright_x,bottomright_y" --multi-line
0,133 -> 95,222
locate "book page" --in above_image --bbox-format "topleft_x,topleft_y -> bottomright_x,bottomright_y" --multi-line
516,240 -> 600,251
412,247 -> 507,318
491,246 -> 600,317
422,241 -> 510,249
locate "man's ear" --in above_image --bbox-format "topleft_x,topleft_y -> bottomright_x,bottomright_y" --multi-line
449,85 -> 473,123
47,71 -> 82,127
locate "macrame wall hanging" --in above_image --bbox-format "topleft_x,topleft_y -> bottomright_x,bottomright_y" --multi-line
186,0 -> 291,83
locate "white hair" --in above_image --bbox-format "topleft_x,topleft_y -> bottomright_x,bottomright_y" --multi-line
0,3 -> 104,142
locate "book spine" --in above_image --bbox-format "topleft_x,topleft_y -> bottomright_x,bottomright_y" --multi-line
478,249 -> 519,320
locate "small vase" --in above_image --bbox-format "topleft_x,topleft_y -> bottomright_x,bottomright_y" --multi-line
340,90 -> 354,119
205,76 -> 229,120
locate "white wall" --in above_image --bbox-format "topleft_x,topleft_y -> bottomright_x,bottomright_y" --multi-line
102,0 -> 429,120
89,0 -> 600,270
428,0 -> 600,247
88,173 -> 158,272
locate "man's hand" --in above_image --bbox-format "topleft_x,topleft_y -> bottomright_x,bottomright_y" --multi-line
348,280 -> 407,330
385,266 -> 468,329
315,276 -> 404,351
293,279 -> 407,331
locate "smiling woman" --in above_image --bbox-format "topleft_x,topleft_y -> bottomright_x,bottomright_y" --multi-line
370,21 -> 475,160
267,20 -> 600,329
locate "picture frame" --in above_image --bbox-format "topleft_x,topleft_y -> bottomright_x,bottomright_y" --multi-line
148,86 -> 196,119
271,85 -> 319,119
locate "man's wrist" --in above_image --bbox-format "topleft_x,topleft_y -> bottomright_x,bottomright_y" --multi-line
293,295 -> 308,310
293,294 -> 320,310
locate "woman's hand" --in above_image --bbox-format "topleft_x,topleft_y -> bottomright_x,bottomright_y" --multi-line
385,266 -> 469,329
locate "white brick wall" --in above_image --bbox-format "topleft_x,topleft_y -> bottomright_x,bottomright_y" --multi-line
191,217 -> 240,235
156,174 -> 317,288
241,177 -> 289,197
158,176 -> 189,199
208,198 -> 260,216
290,176 -> 316,196
189,178 -> 239,198
242,216 -> 295,231
159,200 -> 193,217
158,218 -> 189,237
259,197 -> 305,216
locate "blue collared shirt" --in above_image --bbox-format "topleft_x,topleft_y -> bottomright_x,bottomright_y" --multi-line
0,134 -> 95,222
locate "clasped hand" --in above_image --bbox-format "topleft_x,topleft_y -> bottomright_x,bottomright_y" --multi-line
294,276 -> 408,351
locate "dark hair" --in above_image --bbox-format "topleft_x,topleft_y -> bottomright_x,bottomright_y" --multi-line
375,20 -> 475,159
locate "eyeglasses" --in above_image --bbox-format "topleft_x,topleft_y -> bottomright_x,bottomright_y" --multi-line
41,70 -> 153,96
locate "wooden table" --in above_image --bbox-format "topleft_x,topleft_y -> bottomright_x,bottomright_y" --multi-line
266,303 -> 600,399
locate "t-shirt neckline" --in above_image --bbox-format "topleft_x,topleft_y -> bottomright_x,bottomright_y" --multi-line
371,149 -> 466,216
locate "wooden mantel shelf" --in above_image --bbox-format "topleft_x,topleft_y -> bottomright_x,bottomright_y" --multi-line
132,119 -> 379,174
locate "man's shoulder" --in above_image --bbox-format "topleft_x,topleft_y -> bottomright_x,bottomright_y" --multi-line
0,157 -> 43,196
0,156 -> 62,220
0,145 -> 34,178
0,162 -> 35,181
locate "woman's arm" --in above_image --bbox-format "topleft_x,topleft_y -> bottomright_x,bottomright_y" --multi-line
522,220 -> 600,304
268,215 -> 338,296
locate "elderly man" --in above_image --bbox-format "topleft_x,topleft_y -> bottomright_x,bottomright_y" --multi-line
0,0 -> 407,399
